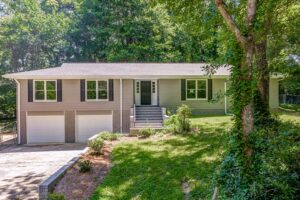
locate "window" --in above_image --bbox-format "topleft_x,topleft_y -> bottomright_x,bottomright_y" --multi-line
152,82 -> 156,93
86,80 -> 108,100
186,79 -> 207,100
136,81 -> 140,94
34,80 -> 57,101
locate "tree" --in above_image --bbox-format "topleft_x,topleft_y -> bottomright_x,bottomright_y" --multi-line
69,0 -> 180,62
0,0 -> 77,117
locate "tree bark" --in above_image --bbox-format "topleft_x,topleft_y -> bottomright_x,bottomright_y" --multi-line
215,0 -> 257,161
255,40 -> 269,107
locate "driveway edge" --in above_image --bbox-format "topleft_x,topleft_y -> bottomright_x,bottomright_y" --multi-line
38,146 -> 89,200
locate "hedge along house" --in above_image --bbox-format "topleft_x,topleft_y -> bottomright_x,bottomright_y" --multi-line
3,63 -> 279,144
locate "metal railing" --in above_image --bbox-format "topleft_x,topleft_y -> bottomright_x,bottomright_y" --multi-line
133,104 -> 136,122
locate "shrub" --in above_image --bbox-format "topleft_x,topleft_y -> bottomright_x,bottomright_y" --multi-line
138,128 -> 154,138
88,137 -> 104,154
47,193 -> 65,200
99,131 -> 119,141
217,120 -> 300,200
176,104 -> 191,132
163,115 -> 179,134
163,104 -> 192,134
78,159 -> 92,173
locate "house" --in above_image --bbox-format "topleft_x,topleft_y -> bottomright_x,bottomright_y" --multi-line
2,63 -> 280,144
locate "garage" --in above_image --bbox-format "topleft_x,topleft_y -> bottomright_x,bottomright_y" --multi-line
76,114 -> 113,143
27,115 -> 65,144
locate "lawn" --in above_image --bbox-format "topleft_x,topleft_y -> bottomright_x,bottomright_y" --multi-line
91,116 -> 231,200
91,113 -> 299,200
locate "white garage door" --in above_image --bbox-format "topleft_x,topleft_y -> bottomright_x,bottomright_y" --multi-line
27,115 -> 65,144
76,114 -> 113,143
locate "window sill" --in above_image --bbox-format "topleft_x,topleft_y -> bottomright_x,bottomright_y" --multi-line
33,100 -> 57,103
85,99 -> 109,102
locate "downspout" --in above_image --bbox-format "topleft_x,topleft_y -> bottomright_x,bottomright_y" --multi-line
224,81 -> 228,115
14,79 -> 21,144
120,78 -> 123,133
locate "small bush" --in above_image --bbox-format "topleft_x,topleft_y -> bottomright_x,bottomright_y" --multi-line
99,131 -> 119,141
79,159 -> 92,173
138,128 -> 154,138
163,104 -> 192,134
88,137 -> 104,154
176,104 -> 191,132
47,193 -> 65,200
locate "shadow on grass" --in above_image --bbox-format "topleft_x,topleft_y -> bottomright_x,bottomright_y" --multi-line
91,128 -> 229,200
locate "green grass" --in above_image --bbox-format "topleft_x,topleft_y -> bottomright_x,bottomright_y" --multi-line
280,103 -> 300,113
91,113 -> 298,200
91,115 -> 231,200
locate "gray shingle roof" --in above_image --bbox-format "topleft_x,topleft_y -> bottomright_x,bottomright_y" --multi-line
3,63 -> 231,79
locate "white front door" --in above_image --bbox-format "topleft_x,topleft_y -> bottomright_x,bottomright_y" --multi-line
135,80 -> 158,106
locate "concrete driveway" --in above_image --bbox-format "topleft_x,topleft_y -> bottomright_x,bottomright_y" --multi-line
0,144 -> 86,200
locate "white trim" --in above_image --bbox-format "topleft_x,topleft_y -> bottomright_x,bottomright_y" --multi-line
14,79 -> 21,144
151,80 -> 158,105
85,79 -> 109,101
135,80 -> 141,106
186,79 -> 208,100
135,79 -> 158,106
33,80 -> 57,102
120,79 -> 123,133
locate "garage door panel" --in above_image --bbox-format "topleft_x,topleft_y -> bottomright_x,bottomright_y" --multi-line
27,115 -> 65,144
76,115 -> 112,143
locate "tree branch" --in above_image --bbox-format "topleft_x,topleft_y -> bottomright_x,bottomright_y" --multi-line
215,0 -> 246,49
246,0 -> 257,29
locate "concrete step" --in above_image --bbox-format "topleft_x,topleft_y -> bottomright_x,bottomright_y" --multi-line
134,123 -> 163,128
136,107 -> 161,111
135,119 -> 163,123
136,114 -> 162,117
135,116 -> 163,121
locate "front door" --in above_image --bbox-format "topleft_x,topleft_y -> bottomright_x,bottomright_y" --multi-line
141,81 -> 151,105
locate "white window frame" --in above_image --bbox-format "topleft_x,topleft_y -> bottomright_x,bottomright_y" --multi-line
85,80 -> 109,101
186,79 -> 208,100
33,80 -> 57,102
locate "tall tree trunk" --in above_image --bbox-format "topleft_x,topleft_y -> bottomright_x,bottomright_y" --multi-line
256,40 -> 269,107
215,0 -> 257,162
254,39 -> 271,126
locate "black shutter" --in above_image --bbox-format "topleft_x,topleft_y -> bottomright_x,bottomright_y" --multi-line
57,80 -> 62,102
28,80 -> 33,102
181,79 -> 186,101
208,79 -> 213,101
80,79 -> 85,102
109,79 -> 114,101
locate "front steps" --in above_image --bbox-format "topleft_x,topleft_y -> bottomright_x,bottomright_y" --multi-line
131,106 -> 164,133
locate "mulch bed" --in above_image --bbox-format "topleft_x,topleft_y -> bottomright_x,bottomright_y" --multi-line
53,135 -> 171,199
54,143 -> 113,200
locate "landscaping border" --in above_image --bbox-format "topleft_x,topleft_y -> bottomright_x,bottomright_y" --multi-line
38,146 -> 89,200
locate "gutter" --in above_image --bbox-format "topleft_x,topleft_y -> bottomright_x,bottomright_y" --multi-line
14,79 -> 21,144
224,81 -> 227,115
120,78 -> 123,133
